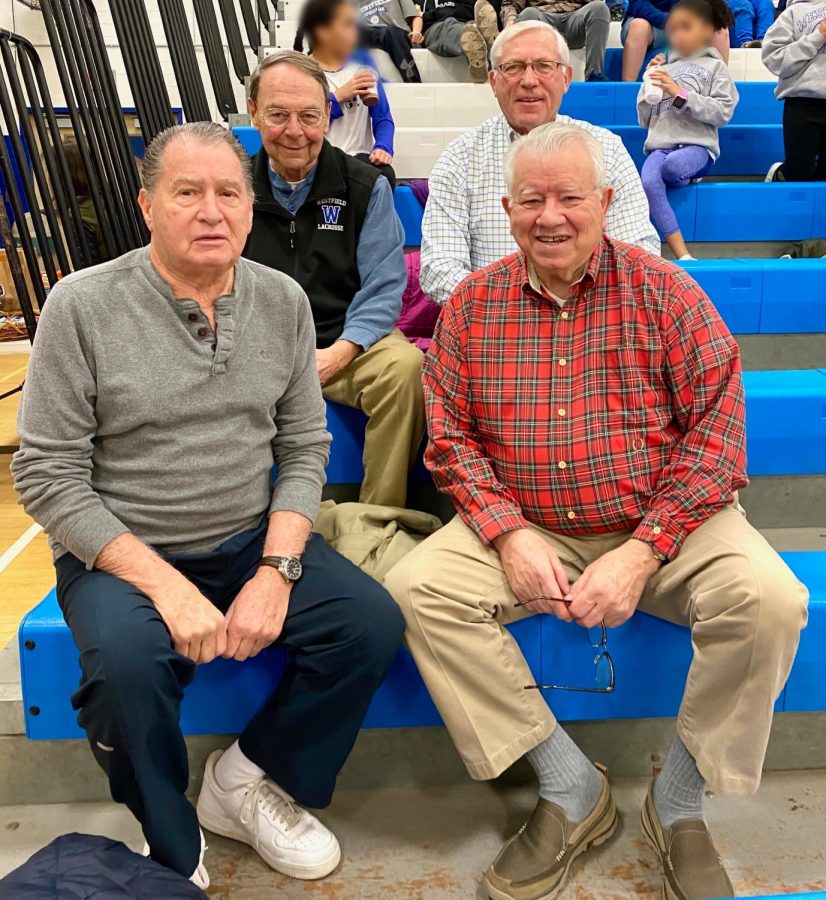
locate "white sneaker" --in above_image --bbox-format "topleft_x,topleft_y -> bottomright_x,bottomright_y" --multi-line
142,828 -> 209,890
196,749 -> 341,880
765,161 -> 783,182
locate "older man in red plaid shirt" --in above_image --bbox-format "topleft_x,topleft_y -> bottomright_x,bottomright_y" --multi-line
385,123 -> 808,900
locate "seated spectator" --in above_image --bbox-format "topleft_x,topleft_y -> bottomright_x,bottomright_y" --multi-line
245,52 -> 425,509
762,0 -> 826,182
727,0 -> 774,46
421,20 -> 659,306
62,138 -> 108,264
638,0 -> 738,260
357,0 -> 424,82
295,0 -> 397,189
622,0 -> 730,79
12,122 -> 405,889
420,0 -> 499,83
501,0 -> 612,81
385,121 -> 808,900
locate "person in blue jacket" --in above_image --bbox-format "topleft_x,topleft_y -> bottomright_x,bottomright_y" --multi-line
295,0 -> 397,188
621,0 -> 730,78
727,0 -> 774,46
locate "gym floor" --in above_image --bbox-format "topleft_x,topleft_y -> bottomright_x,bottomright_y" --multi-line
1,769 -> 825,897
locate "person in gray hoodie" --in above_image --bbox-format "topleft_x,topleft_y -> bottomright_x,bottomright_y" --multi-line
762,0 -> 826,181
637,0 -> 738,260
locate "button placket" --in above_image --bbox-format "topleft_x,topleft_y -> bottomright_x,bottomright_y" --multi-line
554,304 -> 575,520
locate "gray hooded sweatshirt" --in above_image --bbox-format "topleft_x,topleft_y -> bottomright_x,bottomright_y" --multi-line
636,47 -> 739,160
762,0 -> 826,100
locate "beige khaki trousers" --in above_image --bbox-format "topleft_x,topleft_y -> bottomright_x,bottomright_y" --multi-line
322,329 -> 426,508
384,505 -> 809,794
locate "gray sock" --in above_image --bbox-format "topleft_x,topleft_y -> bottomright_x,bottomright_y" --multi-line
526,726 -> 603,823
653,735 -> 705,827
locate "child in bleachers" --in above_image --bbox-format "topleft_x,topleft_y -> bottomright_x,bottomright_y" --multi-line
762,0 -> 826,181
295,0 -> 398,188
622,0 -> 731,78
356,0 -> 424,81
637,0 -> 738,259
728,0 -> 775,46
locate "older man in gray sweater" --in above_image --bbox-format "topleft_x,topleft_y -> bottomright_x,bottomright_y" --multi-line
12,123 -> 403,889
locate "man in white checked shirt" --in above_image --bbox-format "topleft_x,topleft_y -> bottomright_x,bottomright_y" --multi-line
420,19 -> 660,305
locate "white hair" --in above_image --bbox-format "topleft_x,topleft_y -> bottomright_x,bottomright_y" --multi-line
503,122 -> 606,194
490,20 -> 571,69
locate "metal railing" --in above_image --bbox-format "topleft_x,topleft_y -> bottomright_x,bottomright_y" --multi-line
109,0 -> 177,144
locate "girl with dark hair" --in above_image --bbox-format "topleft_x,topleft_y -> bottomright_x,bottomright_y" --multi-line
636,0 -> 739,260
295,0 -> 397,188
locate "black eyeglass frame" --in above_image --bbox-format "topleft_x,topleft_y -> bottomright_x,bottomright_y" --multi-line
524,619 -> 616,694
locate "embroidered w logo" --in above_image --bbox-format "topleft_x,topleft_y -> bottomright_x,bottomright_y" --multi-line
321,205 -> 341,225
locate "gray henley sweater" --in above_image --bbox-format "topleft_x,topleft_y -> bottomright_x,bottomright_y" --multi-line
12,246 -> 331,568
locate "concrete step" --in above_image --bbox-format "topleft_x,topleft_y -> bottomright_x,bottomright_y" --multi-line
2,714 -> 826,806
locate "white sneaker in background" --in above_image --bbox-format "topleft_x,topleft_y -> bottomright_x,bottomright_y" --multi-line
678,254 -> 696,261
142,828 -> 209,890
196,749 -> 341,880
765,161 -> 783,182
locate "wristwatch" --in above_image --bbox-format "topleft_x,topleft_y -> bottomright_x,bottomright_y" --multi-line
672,89 -> 688,110
260,555 -> 303,583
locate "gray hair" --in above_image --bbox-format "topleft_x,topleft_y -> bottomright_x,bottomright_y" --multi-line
248,50 -> 330,104
490,20 -> 571,69
503,122 -> 606,194
141,122 -> 253,196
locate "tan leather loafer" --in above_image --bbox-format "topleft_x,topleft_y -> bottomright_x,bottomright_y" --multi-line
641,780 -> 735,900
483,764 -> 618,900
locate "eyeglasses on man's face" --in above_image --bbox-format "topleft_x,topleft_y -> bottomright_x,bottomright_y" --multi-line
496,59 -> 566,79
524,620 -> 615,694
260,107 -> 326,129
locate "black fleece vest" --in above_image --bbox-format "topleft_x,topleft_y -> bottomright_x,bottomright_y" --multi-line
244,141 -> 380,349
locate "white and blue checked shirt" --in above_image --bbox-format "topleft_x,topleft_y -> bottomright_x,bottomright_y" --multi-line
420,113 -> 661,305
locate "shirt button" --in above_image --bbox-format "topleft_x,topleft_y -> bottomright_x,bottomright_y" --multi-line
652,526 -> 662,535
567,510 -> 577,520
560,311 -> 569,320
197,327 -> 209,338
557,408 -> 566,417
558,358 -> 567,366
187,313 -> 199,322
558,461 -> 567,469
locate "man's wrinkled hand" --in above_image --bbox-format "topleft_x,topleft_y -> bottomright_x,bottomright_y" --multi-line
150,574 -> 227,665
494,528 -> 574,621
224,568 -> 291,662
565,539 -> 661,629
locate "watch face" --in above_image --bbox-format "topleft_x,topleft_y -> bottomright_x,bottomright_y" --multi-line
282,558 -> 303,581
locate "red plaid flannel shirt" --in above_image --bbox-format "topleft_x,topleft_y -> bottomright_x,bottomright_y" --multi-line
423,237 -> 748,561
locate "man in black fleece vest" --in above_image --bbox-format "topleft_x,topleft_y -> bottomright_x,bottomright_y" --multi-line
244,52 -> 425,509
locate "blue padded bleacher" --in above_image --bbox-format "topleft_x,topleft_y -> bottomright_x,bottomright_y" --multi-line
610,124 -> 783,176
558,81 -> 780,126
394,182 -> 826,246
18,550 -> 825,739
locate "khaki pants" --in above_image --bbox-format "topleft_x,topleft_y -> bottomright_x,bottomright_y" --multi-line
384,506 -> 809,794
323,330 -> 425,508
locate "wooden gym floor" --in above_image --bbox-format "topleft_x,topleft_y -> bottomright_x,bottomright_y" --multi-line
0,347 -> 53,647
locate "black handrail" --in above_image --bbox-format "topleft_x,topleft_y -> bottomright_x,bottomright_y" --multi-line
238,0 -> 262,52
194,0 -> 238,120
159,0 -> 212,122
257,0 -> 273,28
109,0 -> 176,143
218,0 -> 251,83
